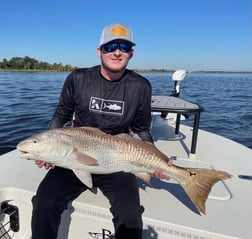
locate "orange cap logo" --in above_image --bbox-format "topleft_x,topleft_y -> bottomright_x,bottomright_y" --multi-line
110,25 -> 127,36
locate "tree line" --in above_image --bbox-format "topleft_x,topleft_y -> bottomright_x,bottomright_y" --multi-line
0,56 -> 77,72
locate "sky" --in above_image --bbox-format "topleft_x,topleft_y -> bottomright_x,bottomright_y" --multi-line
1,0 -> 252,71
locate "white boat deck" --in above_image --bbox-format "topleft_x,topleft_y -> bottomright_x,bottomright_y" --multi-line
0,114 -> 252,239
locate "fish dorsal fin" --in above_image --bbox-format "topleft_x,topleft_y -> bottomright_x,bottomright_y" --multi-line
79,126 -> 105,134
116,134 -> 155,148
116,133 -> 133,139
73,170 -> 93,188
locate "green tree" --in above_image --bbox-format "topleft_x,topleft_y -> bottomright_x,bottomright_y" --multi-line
0,56 -> 76,71
0,58 -> 8,69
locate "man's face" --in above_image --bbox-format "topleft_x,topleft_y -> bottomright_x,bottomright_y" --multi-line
97,40 -> 134,73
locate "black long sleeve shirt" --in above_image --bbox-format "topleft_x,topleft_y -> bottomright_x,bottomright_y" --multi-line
49,65 -> 153,142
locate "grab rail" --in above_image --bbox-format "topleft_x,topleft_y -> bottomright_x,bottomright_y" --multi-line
0,201 -> 19,239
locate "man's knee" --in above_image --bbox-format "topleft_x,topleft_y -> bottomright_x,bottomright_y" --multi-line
32,193 -> 67,217
112,205 -> 144,237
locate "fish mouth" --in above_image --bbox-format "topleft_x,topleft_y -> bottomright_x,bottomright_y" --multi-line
16,144 -> 34,159
17,148 -> 38,160
19,151 -> 35,159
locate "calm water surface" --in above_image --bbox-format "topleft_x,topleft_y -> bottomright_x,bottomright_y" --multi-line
0,71 -> 251,154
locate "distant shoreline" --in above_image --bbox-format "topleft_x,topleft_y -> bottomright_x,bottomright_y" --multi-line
2,56 -> 251,74
133,69 -> 252,74
0,69 -> 251,74
0,69 -> 72,73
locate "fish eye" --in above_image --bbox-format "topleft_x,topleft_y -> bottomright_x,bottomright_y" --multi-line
33,140 -> 37,144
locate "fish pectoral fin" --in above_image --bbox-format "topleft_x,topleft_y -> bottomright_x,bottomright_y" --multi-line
135,172 -> 152,185
74,151 -> 98,166
73,170 -> 93,188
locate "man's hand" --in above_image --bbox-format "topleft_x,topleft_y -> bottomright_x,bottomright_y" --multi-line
152,159 -> 173,180
35,160 -> 55,170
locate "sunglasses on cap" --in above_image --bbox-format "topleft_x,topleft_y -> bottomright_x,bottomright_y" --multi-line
101,42 -> 133,53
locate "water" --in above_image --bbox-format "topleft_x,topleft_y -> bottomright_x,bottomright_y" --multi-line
0,71 -> 251,154
146,72 -> 252,149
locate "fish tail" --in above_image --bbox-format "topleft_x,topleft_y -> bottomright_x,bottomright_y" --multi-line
179,167 -> 231,214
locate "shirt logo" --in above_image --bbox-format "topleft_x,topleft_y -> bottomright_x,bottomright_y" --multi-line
89,97 -> 124,116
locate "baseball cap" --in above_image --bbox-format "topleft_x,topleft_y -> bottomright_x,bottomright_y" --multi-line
99,24 -> 136,47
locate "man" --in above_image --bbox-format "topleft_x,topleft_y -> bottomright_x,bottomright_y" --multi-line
32,24 -> 171,239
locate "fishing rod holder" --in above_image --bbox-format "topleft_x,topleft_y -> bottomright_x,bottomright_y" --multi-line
0,201 -> 19,238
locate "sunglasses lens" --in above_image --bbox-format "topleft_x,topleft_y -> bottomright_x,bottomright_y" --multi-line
102,43 -> 132,53
119,43 -> 132,53
102,43 -> 118,52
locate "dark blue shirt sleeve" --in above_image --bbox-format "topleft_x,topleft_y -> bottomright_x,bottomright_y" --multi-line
48,73 -> 75,129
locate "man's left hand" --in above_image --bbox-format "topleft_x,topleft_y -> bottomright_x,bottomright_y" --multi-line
152,159 -> 173,180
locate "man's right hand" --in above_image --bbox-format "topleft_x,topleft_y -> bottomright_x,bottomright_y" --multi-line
35,160 -> 55,170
